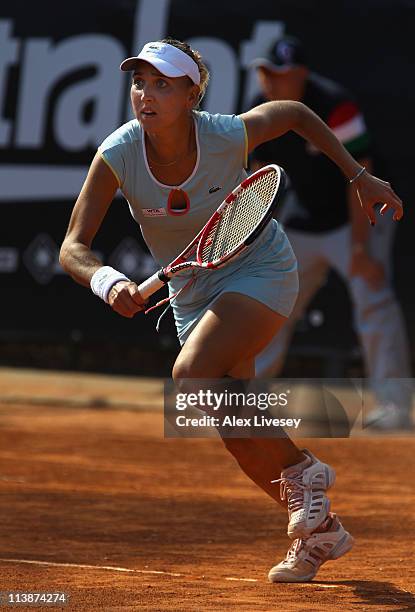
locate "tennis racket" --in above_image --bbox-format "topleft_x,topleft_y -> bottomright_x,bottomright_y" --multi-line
137,164 -> 286,300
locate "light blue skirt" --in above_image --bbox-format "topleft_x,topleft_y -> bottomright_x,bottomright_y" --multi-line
169,220 -> 299,345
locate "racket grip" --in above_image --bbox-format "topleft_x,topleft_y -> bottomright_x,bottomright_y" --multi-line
137,270 -> 167,300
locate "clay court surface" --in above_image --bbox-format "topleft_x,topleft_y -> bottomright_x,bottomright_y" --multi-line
0,368 -> 414,611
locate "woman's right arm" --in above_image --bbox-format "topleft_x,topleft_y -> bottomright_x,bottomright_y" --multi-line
60,154 -> 146,317
60,153 -> 118,285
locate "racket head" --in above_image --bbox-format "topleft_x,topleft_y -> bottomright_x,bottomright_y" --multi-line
196,164 -> 286,268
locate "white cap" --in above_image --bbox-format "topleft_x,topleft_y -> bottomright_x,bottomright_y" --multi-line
120,41 -> 200,85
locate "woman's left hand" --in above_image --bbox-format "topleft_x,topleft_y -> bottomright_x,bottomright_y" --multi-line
354,171 -> 403,225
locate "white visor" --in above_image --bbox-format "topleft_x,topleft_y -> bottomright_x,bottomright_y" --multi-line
120,41 -> 200,85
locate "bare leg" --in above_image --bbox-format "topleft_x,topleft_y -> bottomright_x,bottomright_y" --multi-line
223,437 -> 305,506
173,292 -> 307,507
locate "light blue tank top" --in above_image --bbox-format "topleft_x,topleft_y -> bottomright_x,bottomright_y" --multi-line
99,111 -> 248,271
98,111 -> 294,336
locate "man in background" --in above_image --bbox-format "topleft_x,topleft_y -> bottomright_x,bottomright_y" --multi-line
251,36 -> 412,430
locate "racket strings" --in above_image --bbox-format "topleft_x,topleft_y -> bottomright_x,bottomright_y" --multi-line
200,169 -> 280,263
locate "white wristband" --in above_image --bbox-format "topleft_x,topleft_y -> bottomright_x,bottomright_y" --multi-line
90,266 -> 130,303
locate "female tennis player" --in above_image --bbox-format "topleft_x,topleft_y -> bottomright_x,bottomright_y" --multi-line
60,39 -> 403,583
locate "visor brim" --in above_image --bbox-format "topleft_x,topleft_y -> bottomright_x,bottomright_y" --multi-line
120,56 -> 187,78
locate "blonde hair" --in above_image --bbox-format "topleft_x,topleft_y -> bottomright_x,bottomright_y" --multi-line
160,37 -> 210,108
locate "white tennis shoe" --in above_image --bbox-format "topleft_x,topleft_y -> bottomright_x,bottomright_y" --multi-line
268,513 -> 354,583
273,449 -> 336,539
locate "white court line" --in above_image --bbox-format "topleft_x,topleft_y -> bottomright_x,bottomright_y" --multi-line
225,577 -> 258,583
0,558 -> 258,583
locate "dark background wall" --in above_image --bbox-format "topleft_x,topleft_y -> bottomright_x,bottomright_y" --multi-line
1,0 -> 413,375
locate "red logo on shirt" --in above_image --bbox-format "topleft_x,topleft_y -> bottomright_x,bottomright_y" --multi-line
167,189 -> 190,216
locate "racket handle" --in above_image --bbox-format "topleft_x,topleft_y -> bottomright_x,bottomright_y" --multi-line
137,270 -> 167,300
